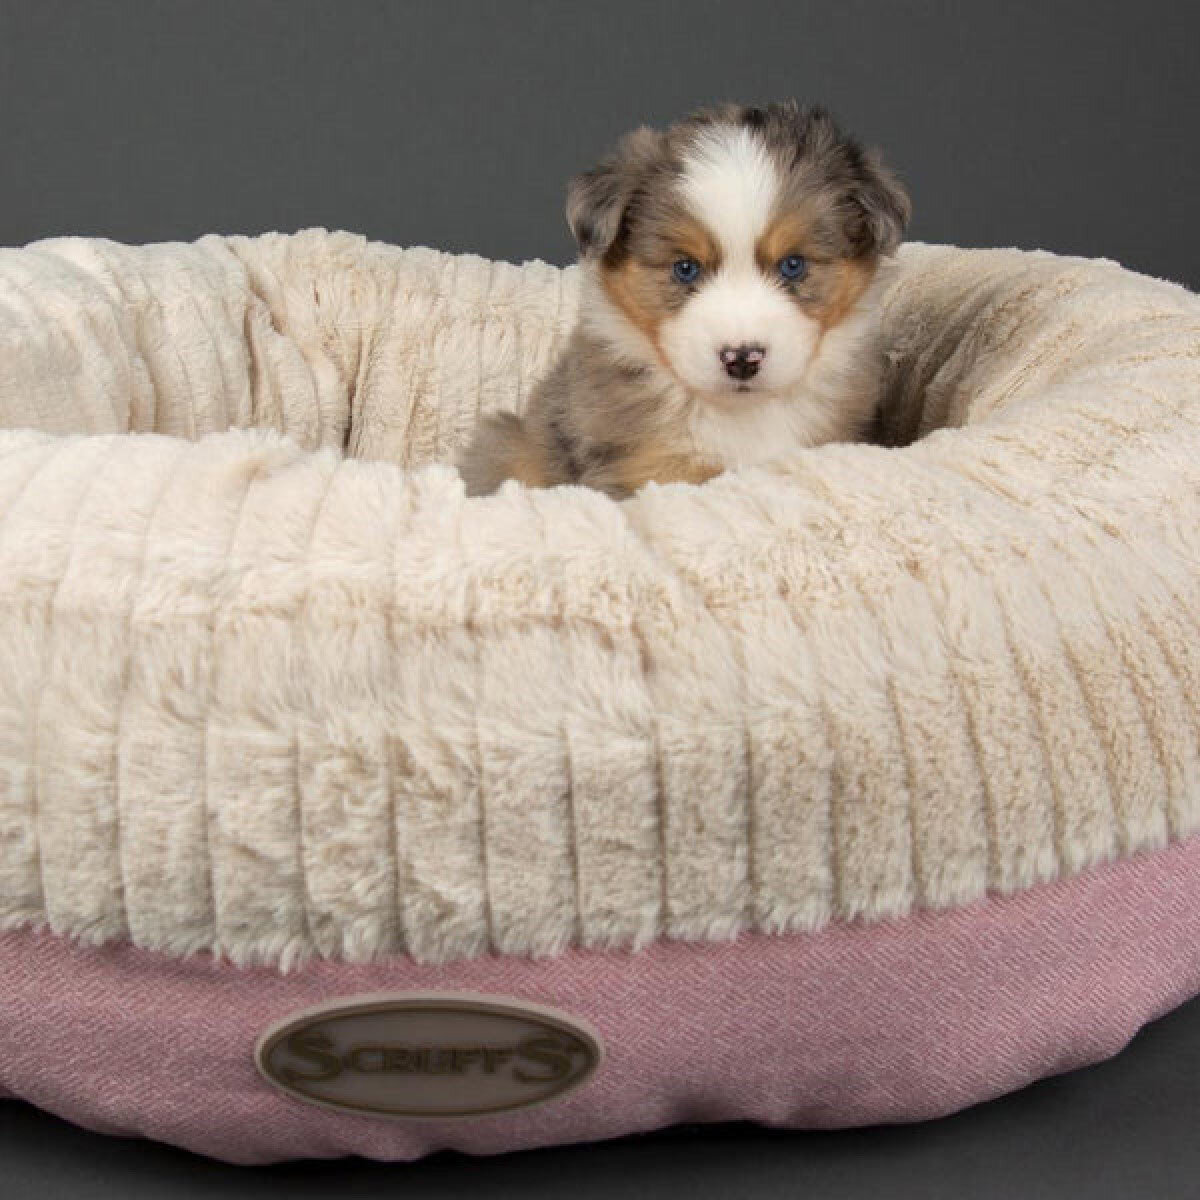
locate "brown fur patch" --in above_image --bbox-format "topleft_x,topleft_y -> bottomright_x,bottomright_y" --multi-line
756,205 -> 878,333
816,259 -> 875,330
655,212 -> 721,271
598,258 -> 671,356
583,426 -> 722,497
754,207 -> 828,270
598,208 -> 725,380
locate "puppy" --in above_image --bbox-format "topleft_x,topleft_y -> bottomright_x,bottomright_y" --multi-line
459,101 -> 910,499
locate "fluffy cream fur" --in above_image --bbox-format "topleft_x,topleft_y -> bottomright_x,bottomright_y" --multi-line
0,228 -> 1198,970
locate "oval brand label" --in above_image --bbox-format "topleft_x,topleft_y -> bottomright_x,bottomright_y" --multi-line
255,992 -> 603,1119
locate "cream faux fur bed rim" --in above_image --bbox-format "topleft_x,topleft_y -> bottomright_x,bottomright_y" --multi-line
0,228 -> 1198,970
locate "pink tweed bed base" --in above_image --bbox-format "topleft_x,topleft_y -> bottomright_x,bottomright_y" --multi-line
2,835 -> 1200,1164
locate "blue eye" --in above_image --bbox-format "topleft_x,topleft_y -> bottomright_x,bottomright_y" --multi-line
778,254 -> 808,281
672,258 -> 701,284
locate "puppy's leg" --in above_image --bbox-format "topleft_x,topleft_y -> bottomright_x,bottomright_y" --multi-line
458,412 -> 556,496
583,446 -> 723,499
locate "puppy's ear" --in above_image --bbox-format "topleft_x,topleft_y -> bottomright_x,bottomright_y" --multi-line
844,148 -> 911,259
799,108 -> 909,259
566,126 -> 663,259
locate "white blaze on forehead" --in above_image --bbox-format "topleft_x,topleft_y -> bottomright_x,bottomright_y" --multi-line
678,126 -> 780,267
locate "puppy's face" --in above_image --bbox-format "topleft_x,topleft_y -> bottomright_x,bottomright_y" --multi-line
567,103 -> 910,400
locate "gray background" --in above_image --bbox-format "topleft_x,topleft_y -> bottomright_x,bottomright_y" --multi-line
2,1 -> 1199,1196
2,0 -> 1199,288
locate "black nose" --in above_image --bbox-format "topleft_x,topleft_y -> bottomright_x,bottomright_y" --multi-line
720,344 -> 765,381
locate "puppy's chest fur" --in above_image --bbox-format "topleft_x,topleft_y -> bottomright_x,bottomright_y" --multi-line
520,323 -> 881,498
685,392 -> 849,469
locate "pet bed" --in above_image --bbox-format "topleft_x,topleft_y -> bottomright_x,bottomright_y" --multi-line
0,229 -> 1199,1163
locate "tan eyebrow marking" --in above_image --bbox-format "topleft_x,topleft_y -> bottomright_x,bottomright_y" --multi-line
658,211 -> 721,269
755,209 -> 821,270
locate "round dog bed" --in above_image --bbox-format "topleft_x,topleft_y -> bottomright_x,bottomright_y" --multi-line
0,229 -> 1198,1163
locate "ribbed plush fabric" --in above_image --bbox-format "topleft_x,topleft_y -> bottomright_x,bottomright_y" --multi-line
0,229 -> 1198,969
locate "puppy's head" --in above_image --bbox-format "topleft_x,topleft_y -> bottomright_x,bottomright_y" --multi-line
567,102 -> 910,399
